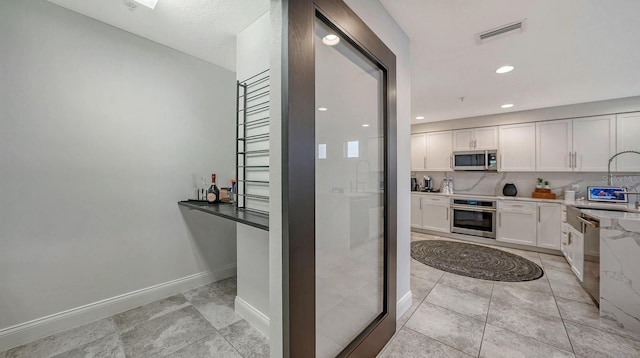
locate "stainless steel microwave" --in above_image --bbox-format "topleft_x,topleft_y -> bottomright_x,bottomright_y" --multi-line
452,150 -> 498,171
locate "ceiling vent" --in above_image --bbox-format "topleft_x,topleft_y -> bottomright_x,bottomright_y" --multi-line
476,20 -> 526,44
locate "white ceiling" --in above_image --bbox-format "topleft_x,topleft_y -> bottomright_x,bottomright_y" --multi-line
379,0 -> 640,123
47,0 -> 269,72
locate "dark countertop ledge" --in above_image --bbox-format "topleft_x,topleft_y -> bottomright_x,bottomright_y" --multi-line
178,201 -> 269,231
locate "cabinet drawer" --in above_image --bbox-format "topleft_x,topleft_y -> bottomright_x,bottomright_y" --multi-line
499,201 -> 536,212
421,195 -> 449,206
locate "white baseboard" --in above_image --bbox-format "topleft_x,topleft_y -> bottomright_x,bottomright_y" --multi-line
0,264 -> 237,352
234,296 -> 270,337
397,290 -> 413,320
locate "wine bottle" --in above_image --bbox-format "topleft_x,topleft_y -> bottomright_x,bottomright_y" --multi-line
206,174 -> 220,203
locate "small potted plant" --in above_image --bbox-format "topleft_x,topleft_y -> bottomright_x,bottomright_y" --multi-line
536,178 -> 543,189
544,181 -> 550,190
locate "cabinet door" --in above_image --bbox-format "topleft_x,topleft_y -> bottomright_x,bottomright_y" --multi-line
474,127 -> 499,150
411,134 -> 427,171
536,120 -> 572,171
568,226 -> 584,282
426,131 -> 453,171
616,112 -> 640,172
421,204 -> 450,233
411,195 -> 422,228
497,210 -> 537,246
537,203 -> 562,249
573,115 -> 616,172
452,129 -> 474,151
499,123 -> 536,171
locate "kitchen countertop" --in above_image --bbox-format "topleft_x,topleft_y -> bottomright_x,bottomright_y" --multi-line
178,201 -> 269,231
411,191 -> 640,212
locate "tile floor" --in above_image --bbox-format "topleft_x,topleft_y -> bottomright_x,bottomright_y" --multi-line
1,277 -> 269,358
378,232 -> 640,358
4,233 -> 640,358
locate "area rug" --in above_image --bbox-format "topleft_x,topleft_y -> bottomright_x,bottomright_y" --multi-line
411,240 -> 544,282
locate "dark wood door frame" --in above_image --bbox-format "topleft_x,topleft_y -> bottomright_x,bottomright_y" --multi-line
282,0 -> 398,356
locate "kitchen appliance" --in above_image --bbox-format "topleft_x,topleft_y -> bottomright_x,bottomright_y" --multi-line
411,178 -> 418,191
453,150 -> 498,171
450,198 -> 497,238
423,176 -> 433,191
587,186 -> 628,203
565,190 -> 576,201
566,206 -> 600,305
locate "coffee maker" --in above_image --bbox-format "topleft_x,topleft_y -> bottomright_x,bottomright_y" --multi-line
423,176 -> 433,192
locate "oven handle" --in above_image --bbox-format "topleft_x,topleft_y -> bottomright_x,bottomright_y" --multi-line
451,205 -> 497,212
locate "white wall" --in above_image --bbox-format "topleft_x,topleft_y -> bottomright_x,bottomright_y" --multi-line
0,0 -> 237,346
234,11 -> 271,337
268,2 -> 284,357
344,0 -> 413,318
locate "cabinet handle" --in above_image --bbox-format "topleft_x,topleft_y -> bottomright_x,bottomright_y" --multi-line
538,206 -> 541,222
568,232 -> 572,245
446,209 -> 449,221
498,212 -> 501,227
420,198 -> 422,210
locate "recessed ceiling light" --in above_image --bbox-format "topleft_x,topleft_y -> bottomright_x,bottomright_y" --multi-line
416,116 -> 425,120
501,104 -> 514,109
496,65 -> 515,74
133,0 -> 159,9
322,34 -> 340,46
318,107 -> 328,112
362,124 -> 370,127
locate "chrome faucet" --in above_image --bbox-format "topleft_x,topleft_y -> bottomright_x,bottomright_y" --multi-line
607,151 -> 640,186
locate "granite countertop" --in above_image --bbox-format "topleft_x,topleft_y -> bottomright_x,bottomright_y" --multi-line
178,201 -> 269,231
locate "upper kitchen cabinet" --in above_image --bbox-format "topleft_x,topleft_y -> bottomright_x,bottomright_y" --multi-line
616,112 -> 640,171
499,123 -> 536,171
452,127 -> 498,151
411,133 -> 427,171
536,120 -> 572,171
572,115 -> 615,172
536,115 -> 615,172
425,131 -> 453,171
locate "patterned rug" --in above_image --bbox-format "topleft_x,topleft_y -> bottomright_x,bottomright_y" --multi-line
411,240 -> 544,282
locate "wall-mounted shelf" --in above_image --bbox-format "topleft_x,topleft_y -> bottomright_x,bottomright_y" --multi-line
236,69 -> 270,215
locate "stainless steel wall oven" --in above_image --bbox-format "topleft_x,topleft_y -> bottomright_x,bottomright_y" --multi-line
450,198 -> 497,238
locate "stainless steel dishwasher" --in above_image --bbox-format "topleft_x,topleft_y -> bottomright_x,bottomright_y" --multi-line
580,212 -> 600,305
567,206 -> 600,305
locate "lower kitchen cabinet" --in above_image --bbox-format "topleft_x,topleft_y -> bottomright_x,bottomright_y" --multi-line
498,201 -> 562,249
411,195 -> 422,228
537,203 -> 562,249
411,194 -> 450,233
497,208 -> 537,246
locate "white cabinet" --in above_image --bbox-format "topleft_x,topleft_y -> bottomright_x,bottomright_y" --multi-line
498,201 -> 562,249
411,134 -> 427,171
411,194 -> 450,233
411,195 -> 422,228
453,127 -> 498,151
616,112 -> 640,172
425,131 -> 453,171
497,201 -> 537,245
499,123 -> 536,171
572,115 -> 615,172
537,203 -> 562,250
565,225 -> 584,282
536,120 -> 572,171
453,129 -> 474,151
536,116 -> 615,172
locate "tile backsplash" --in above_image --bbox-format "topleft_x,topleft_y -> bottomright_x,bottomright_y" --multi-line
413,171 -> 640,203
